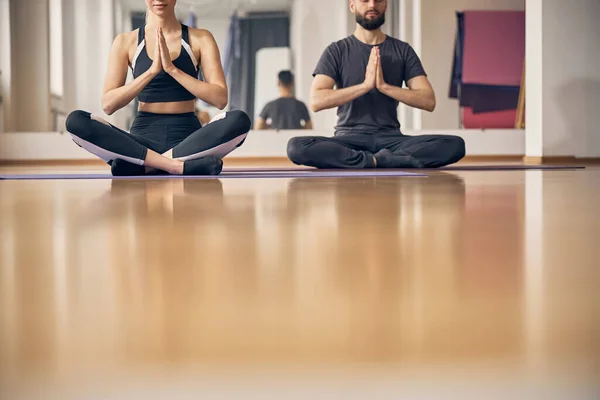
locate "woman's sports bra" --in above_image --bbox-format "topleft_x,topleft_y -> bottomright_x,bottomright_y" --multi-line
131,24 -> 199,103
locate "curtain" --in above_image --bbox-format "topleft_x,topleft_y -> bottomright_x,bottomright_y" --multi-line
225,13 -> 289,123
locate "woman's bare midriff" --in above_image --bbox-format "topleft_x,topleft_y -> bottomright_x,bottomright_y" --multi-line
138,99 -> 196,114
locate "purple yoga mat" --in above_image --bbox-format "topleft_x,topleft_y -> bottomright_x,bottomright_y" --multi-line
0,165 -> 585,180
223,165 -> 585,172
0,170 -> 425,180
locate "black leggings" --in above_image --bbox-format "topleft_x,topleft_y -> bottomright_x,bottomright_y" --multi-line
65,109 -> 251,175
287,131 -> 466,169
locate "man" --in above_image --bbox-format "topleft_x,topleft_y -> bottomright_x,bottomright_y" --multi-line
255,70 -> 312,131
287,0 -> 465,168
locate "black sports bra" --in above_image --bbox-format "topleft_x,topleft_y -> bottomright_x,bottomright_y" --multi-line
131,24 -> 199,103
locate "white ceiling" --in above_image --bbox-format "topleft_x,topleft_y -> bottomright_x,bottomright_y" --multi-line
123,0 -> 293,17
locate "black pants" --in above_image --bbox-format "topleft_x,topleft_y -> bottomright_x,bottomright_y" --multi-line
65,109 -> 251,175
287,131 -> 466,169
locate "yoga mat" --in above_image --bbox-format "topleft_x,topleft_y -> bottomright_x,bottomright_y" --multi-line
462,11 -> 525,86
0,170 -> 426,181
461,106 -> 518,129
458,85 -> 520,114
439,165 -> 585,171
449,11 -> 525,128
0,165 -> 585,181
224,165 -> 585,172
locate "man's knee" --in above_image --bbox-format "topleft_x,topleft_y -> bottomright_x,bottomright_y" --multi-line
65,110 -> 90,136
448,136 -> 466,161
287,137 -> 310,165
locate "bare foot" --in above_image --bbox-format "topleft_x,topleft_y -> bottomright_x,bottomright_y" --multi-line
162,148 -> 173,159
170,160 -> 184,175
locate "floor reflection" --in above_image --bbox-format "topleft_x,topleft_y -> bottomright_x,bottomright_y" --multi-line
1,170 -> 599,397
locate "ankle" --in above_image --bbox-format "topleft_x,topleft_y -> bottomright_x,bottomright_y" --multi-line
170,159 -> 184,175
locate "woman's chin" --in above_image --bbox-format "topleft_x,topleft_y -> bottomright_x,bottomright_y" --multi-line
152,6 -> 168,14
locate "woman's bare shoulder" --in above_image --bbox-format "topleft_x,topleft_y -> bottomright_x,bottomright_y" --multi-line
189,27 -> 218,45
117,29 -> 139,48
111,30 -> 140,63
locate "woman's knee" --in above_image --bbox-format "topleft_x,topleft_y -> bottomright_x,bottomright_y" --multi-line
228,110 -> 252,133
65,110 -> 91,135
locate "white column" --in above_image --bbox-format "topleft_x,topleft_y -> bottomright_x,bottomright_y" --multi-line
398,0 -> 413,131
0,0 -> 11,132
49,0 -> 64,98
72,0 -> 115,120
9,0 -> 51,132
525,0 -> 543,158
62,0 -> 76,117
411,0 -> 422,131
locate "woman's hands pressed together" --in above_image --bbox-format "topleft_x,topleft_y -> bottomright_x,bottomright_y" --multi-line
158,27 -> 177,75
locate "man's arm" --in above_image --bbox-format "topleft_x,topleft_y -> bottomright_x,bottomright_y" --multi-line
377,75 -> 436,112
310,75 -> 371,113
254,117 -> 269,130
304,120 -> 313,130
374,47 -> 436,112
310,47 -> 379,113
255,103 -> 271,130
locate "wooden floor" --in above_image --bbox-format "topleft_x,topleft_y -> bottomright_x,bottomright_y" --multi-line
1,164 -> 599,399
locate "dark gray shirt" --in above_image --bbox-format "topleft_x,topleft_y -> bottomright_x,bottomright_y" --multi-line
259,97 -> 311,130
313,35 -> 426,135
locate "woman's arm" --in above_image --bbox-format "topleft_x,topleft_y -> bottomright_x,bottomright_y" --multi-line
158,28 -> 228,110
101,30 -> 162,115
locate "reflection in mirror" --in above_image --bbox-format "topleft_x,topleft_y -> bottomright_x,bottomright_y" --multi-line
254,54 -> 313,131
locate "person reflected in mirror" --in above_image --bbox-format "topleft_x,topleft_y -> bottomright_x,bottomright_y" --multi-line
255,70 -> 312,131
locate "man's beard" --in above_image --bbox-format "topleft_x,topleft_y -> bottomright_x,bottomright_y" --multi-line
356,12 -> 385,30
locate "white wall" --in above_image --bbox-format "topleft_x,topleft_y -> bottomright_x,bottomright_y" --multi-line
526,0 -> 600,158
420,0 -> 525,130
541,0 -> 600,157
291,0 -> 349,131
0,128 -> 525,160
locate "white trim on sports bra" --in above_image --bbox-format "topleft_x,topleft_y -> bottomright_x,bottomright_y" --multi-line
180,39 -> 198,71
131,39 -> 145,71
130,38 -> 198,73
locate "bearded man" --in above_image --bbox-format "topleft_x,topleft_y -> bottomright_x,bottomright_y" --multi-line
286,0 -> 465,169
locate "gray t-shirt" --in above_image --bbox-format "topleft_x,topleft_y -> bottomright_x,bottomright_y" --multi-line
313,35 -> 426,135
259,97 -> 311,130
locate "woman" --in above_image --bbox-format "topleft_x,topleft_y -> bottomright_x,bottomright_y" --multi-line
65,0 -> 251,176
